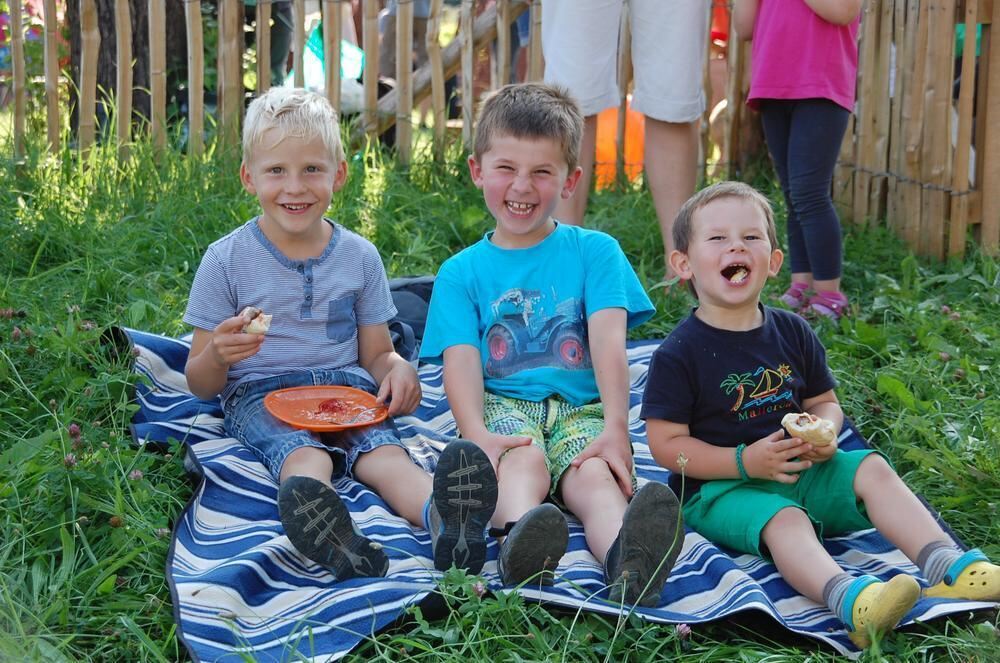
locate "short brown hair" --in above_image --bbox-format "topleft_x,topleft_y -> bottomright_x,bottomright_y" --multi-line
473,83 -> 583,170
673,181 -> 777,253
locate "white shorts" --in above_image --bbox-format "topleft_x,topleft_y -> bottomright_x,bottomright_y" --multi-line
542,0 -> 710,122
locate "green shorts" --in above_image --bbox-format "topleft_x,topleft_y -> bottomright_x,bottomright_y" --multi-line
483,393 -> 636,500
682,449 -> 880,558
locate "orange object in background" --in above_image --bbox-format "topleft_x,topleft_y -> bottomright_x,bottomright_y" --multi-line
594,98 -> 645,190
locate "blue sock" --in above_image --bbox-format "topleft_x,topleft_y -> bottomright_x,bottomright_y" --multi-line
421,497 -> 433,532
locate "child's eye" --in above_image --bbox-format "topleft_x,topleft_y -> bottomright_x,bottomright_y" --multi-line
745,234 -> 761,241
709,235 -> 724,241
268,166 -> 283,174
305,165 -> 320,173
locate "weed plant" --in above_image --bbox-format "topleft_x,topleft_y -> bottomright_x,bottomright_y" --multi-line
1,120 -> 998,661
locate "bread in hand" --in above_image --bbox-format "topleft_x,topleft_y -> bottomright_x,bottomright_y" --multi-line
240,306 -> 272,335
781,412 -> 836,447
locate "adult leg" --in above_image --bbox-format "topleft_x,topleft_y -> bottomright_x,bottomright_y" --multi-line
554,115 -> 596,225
784,99 -> 850,295
644,117 -> 700,272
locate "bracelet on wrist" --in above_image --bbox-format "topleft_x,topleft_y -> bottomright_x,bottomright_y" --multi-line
735,443 -> 750,481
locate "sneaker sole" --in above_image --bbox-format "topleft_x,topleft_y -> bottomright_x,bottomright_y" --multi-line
432,440 -> 498,574
610,481 -> 683,607
499,503 -> 568,586
278,476 -> 389,579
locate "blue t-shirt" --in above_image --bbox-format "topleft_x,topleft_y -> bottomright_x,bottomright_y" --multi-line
420,223 -> 654,406
183,218 -> 397,405
640,306 -> 838,496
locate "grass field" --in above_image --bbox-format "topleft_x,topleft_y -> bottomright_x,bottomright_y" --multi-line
1,122 -> 998,662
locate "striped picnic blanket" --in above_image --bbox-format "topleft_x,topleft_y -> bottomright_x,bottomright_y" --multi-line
124,329 -> 995,661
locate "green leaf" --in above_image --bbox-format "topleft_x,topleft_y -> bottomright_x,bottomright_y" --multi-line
96,574 -> 117,595
876,374 -> 916,411
0,430 -> 57,471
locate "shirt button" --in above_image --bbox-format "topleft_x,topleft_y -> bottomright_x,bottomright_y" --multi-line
305,294 -> 312,301
297,265 -> 304,273
306,276 -> 312,283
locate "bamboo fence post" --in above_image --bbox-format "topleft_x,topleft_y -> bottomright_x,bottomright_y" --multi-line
186,0 -> 205,157
257,1 -> 272,92
11,0 -> 25,159
868,0 -> 893,222
322,0 -> 342,112
460,0 -> 474,148
886,0 -> 907,229
396,0 -> 414,164
528,0 -> 542,81
428,0 -> 446,160
292,0 -> 305,88
615,5 -> 632,187
851,1 -> 879,225
724,39 -> 747,180
948,0 -> 978,257
900,0 -> 929,249
363,0 -> 379,139
114,0 -> 132,158
496,0 -> 511,87
150,0 -> 167,153
980,0 -> 1000,254
79,0 -> 100,153
43,0 -> 60,152
218,0 -> 243,152
972,5 -> 991,225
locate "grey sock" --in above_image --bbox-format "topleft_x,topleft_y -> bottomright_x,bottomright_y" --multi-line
917,540 -> 963,585
822,572 -> 855,618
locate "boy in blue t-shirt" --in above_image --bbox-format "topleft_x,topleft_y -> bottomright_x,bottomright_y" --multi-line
184,87 -> 498,581
642,181 -> 1000,648
420,83 -> 683,606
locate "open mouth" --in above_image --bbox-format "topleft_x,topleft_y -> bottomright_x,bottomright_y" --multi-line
505,201 -> 536,217
721,263 -> 750,284
281,203 -> 310,212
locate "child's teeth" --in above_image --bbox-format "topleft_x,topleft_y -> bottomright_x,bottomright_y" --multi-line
730,268 -> 748,283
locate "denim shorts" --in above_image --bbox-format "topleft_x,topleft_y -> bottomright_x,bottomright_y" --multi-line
223,369 -> 409,482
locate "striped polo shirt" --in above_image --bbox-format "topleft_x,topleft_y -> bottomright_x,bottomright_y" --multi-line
183,218 -> 397,405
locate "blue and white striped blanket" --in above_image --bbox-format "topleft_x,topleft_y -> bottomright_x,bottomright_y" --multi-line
125,329 -> 994,661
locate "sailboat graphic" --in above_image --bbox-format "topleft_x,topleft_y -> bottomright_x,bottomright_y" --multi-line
748,367 -> 785,399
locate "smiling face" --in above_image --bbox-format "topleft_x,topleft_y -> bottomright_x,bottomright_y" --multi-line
240,129 -> 347,254
468,133 -> 582,249
670,195 -> 783,328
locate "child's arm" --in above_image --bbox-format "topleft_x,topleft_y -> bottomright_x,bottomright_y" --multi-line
185,315 -> 264,400
569,308 -> 634,496
647,419 -> 813,485
357,323 -> 421,416
442,344 -> 532,469
804,0 -> 862,26
733,0 -> 759,40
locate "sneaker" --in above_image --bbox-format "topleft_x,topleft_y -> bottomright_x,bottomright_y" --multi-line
430,440 -> 498,574
807,290 -> 849,320
779,282 -> 810,309
277,476 -> 389,579
846,574 -> 921,649
606,481 -> 684,607
497,503 -> 568,586
924,548 -> 1000,601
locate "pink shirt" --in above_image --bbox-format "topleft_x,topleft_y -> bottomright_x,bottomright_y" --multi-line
747,0 -> 860,111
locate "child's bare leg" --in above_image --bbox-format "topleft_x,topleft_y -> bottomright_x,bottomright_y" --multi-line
279,446 -> 335,484
493,444 -> 551,528
354,445 -> 432,527
762,506 -> 844,602
852,454 -> 950,560
559,456 -> 627,563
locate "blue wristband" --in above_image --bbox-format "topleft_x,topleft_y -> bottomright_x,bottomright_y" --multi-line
735,443 -> 750,481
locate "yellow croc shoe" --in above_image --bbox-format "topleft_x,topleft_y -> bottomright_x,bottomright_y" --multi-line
924,549 -> 1000,601
845,574 -> 921,649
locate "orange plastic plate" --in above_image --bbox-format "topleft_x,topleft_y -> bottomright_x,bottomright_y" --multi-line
263,385 -> 388,432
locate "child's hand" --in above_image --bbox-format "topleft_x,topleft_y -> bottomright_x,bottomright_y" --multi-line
375,361 -> 421,416
471,431 -> 534,470
570,428 -> 634,498
800,436 -> 838,463
207,315 -> 264,367
743,429 -> 813,483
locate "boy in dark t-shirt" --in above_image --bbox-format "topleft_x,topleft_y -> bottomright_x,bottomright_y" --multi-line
642,182 -> 999,649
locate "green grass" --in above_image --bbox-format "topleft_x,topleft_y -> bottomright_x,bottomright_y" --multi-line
1,119 -> 998,662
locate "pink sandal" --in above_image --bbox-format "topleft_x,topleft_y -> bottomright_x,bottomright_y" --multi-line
807,290 -> 849,320
779,282 -> 810,310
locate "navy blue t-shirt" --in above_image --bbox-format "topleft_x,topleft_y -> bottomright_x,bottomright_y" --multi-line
641,306 -> 838,497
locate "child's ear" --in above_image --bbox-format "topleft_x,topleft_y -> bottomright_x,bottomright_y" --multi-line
332,160 -> 348,192
467,155 -> 485,188
561,166 -> 583,199
767,248 -> 784,277
668,249 -> 692,281
239,162 -> 256,195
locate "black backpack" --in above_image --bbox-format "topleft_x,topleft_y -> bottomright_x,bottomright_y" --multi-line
387,276 -> 435,361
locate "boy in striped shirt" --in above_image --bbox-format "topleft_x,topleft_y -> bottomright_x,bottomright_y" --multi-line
183,87 -> 497,580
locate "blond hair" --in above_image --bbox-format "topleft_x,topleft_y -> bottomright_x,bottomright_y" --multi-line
474,83 -> 583,170
242,87 -> 344,165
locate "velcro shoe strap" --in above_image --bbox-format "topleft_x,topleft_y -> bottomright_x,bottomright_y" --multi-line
841,574 -> 880,631
943,548 -> 989,586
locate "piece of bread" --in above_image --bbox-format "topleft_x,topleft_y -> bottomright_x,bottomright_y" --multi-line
781,412 -> 836,447
240,306 -> 272,335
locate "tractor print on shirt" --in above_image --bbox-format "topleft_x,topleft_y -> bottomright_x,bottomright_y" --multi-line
484,288 -> 589,378
721,363 -> 795,421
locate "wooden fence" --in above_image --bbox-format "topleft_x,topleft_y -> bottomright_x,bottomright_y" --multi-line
4,0 -> 1000,259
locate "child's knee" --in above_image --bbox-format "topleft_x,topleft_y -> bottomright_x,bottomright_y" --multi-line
762,506 -> 812,541
855,453 -> 897,489
354,444 -> 408,473
500,443 -> 547,469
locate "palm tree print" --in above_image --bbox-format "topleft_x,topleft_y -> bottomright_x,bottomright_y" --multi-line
721,372 -> 756,412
